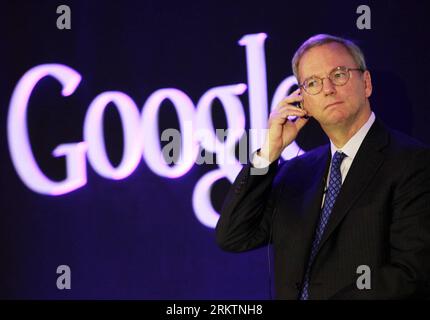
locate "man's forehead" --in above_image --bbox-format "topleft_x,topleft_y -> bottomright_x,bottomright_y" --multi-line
298,42 -> 356,79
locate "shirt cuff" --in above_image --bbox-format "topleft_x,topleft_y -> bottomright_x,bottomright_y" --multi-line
251,150 -> 272,168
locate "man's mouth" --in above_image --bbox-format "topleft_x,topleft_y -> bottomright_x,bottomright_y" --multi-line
325,101 -> 343,109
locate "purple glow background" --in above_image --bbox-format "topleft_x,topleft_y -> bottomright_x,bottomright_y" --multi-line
0,0 -> 429,299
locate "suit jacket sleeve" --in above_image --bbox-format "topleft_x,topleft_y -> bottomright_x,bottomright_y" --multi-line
215,159 -> 283,253
332,148 -> 430,299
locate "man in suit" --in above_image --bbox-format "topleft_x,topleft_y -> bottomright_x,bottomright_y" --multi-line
215,34 -> 430,299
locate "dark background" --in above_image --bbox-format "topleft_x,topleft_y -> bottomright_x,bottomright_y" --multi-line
0,0 -> 429,299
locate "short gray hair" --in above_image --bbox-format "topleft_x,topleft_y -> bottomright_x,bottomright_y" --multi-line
292,34 -> 367,83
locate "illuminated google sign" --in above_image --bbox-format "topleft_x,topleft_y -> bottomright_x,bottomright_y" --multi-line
7,33 -> 304,228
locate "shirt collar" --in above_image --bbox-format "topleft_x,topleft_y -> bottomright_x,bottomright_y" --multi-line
330,111 -> 376,160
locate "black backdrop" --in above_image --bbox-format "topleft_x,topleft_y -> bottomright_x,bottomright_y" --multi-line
1,0 -> 429,299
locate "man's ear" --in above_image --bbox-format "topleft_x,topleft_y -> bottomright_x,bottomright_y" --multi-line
363,70 -> 372,98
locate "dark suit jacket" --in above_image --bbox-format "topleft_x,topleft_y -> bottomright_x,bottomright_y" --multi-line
216,119 -> 430,299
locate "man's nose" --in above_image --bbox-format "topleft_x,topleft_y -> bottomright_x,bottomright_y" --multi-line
322,77 -> 336,96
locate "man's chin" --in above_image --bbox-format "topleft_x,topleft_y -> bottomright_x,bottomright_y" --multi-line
319,112 -> 349,127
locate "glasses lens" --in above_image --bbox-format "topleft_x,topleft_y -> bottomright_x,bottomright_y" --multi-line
304,77 -> 322,95
330,67 -> 349,86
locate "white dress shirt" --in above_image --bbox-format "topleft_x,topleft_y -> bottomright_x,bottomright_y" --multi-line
322,111 -> 375,206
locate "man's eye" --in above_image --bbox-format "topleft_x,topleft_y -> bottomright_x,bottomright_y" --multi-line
307,79 -> 318,88
333,71 -> 347,78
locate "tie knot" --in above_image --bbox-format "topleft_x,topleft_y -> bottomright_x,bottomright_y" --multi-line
332,151 -> 346,169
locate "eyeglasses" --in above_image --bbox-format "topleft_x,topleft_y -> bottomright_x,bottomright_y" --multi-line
299,66 -> 364,95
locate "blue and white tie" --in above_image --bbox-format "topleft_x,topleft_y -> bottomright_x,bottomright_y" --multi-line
299,151 -> 347,300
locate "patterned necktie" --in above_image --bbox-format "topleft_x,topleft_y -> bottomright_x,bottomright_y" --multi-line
299,151 -> 347,300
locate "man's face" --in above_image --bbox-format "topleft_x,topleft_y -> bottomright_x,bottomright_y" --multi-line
298,42 -> 372,127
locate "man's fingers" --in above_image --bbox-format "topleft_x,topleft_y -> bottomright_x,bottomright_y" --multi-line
275,105 -> 308,119
278,108 -> 304,118
294,116 -> 310,130
275,92 -> 303,110
278,104 -> 307,113
272,109 -> 305,125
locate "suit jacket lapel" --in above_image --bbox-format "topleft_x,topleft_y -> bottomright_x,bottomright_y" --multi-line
316,119 -> 390,253
289,145 -> 331,282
